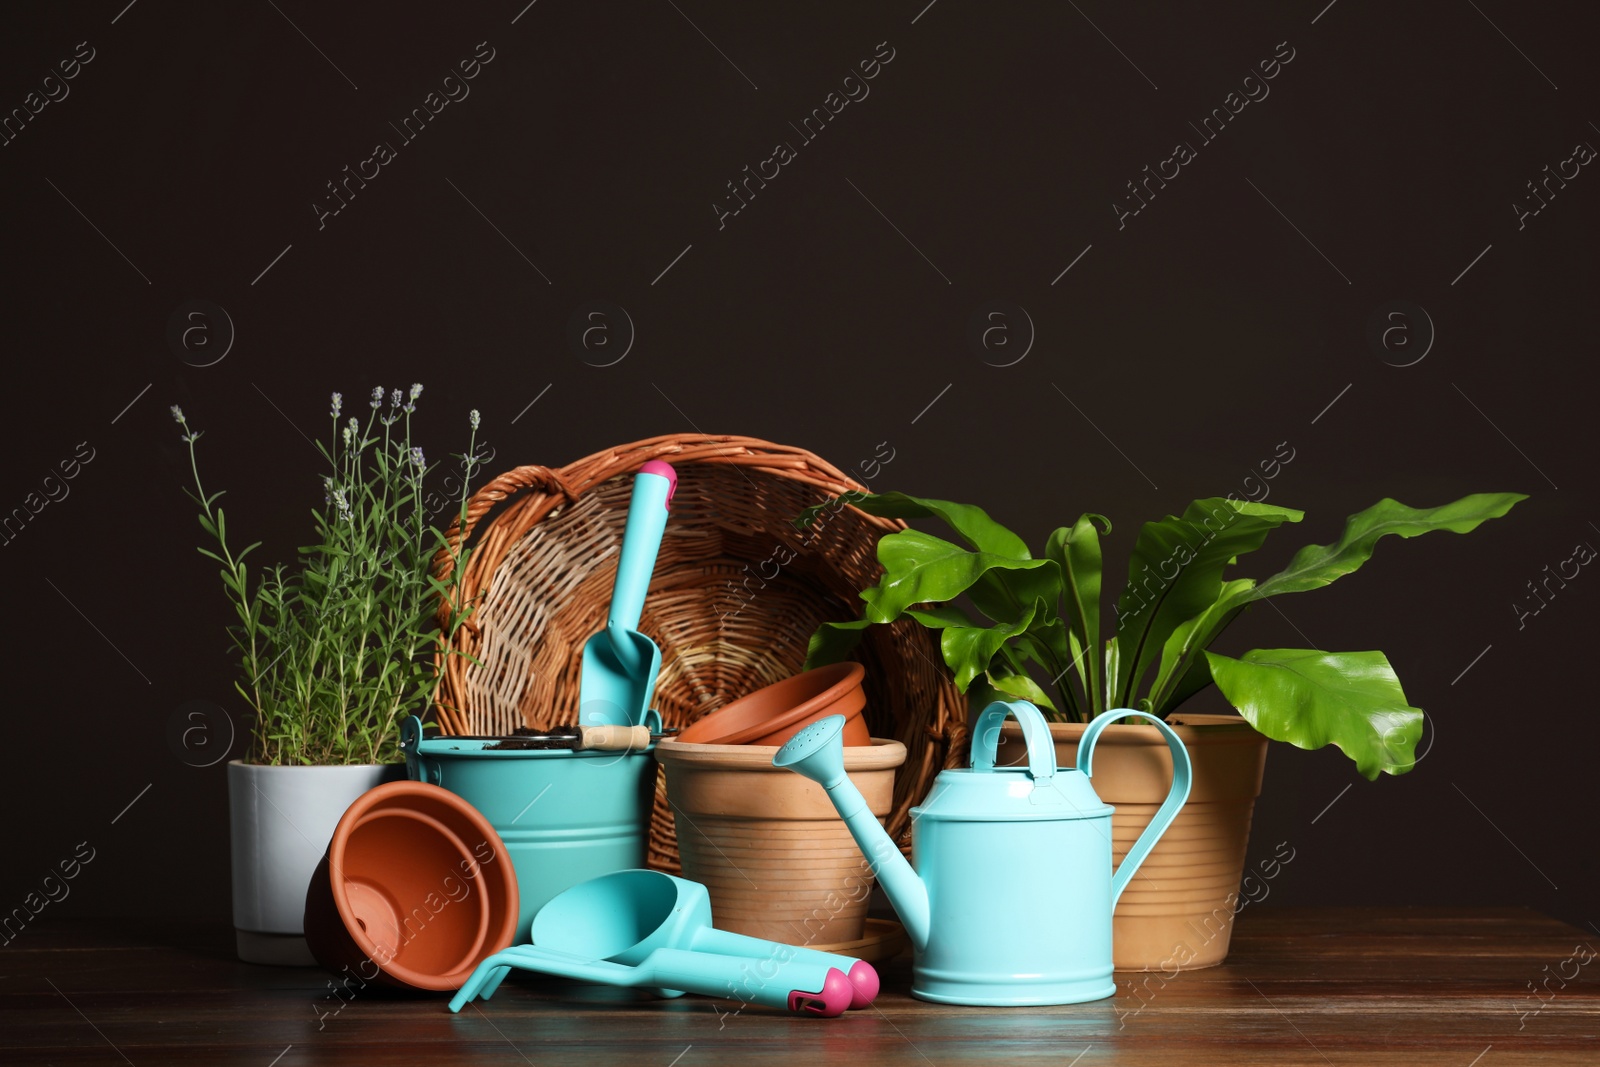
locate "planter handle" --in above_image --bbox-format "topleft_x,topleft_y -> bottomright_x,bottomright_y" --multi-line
1078,709 -> 1192,909
970,700 -> 1056,784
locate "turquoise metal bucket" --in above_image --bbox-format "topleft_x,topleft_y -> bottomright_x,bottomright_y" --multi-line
400,717 -> 657,944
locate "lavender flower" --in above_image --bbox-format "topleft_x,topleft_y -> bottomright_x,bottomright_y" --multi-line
331,488 -> 352,522
410,446 -> 426,470
330,392 -> 343,418
370,386 -> 383,409
170,405 -> 200,444
404,383 -> 422,414
469,409 -> 481,431
390,388 -> 402,410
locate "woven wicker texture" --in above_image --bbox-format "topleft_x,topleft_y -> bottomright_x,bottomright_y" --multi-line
433,434 -> 966,871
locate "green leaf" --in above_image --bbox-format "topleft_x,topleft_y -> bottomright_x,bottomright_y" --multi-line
985,668 -> 1058,713
1205,648 -> 1422,779
1016,611 -> 1070,674
1103,635 -> 1120,709
911,600 -> 1039,692
1147,577 -> 1255,714
798,491 -> 1030,558
805,618 -> 873,668
1159,654 -> 1215,715
856,529 -> 1053,626
802,491 -> 1059,629
1146,493 -> 1528,714
1113,499 -> 1303,707
903,603 -> 976,629
1249,494 -> 1528,601
968,563 -> 1063,628
1046,514 -> 1111,715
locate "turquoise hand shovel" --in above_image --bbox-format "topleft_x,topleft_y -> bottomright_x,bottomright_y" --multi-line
578,462 -> 675,727
448,870 -> 876,1018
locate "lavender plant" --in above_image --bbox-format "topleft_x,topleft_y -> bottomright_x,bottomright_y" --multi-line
175,385 -> 485,765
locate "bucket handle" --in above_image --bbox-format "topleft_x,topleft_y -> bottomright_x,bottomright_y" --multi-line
969,700 -> 1056,784
1078,709 -> 1192,909
400,715 -> 441,785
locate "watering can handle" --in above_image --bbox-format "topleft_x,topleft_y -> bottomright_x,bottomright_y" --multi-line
969,700 -> 1056,781
1078,709 -> 1192,909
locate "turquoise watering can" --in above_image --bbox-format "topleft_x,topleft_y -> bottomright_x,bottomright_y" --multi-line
773,700 -> 1192,1005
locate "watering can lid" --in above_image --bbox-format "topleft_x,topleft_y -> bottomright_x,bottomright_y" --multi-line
914,762 -> 1111,822
911,700 -> 1111,823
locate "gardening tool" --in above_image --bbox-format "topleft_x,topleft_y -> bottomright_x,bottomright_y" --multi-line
772,701 -> 1192,1005
401,716 -> 658,944
476,725 -> 674,751
579,461 -> 675,728
449,869 -> 878,1017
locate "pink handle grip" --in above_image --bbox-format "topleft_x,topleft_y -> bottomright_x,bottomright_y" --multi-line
638,460 -> 677,510
786,967 -> 854,1018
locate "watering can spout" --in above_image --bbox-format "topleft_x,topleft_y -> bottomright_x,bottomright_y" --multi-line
773,716 -> 931,953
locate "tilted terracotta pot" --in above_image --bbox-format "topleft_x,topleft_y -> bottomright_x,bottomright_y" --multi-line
675,662 -> 872,747
656,737 -> 904,945
999,713 -> 1268,971
303,781 -> 520,992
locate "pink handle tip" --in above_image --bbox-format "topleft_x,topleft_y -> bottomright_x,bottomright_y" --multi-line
638,461 -> 677,509
787,967 -> 853,1018
846,959 -> 880,1009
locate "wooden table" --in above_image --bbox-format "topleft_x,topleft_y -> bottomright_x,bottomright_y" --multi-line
3,909 -> 1595,1065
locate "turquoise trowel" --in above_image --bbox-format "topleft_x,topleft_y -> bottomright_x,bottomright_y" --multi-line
578,461 -> 675,728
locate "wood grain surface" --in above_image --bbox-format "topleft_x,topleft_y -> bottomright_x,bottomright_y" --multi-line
2,908 -> 1594,1065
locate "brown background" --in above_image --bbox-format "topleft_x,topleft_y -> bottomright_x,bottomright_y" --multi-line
0,1 -> 1593,932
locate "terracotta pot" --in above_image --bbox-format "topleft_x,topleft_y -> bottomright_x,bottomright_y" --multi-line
675,663 -> 871,747
998,713 -> 1268,971
656,736 -> 904,944
403,720 -> 656,945
303,781 -> 520,992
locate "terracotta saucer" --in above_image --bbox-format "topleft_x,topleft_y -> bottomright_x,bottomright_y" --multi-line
801,919 -> 909,964
678,662 -> 871,746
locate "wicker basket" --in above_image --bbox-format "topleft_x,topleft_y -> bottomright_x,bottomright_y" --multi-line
433,434 -> 966,872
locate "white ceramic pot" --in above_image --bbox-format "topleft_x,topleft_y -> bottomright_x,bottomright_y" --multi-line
227,760 -> 403,965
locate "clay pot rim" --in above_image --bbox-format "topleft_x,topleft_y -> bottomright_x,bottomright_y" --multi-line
325,780 -> 519,991
655,735 -> 905,771
676,662 -> 866,746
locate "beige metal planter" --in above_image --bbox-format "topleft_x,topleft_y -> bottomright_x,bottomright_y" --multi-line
999,713 -> 1267,971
